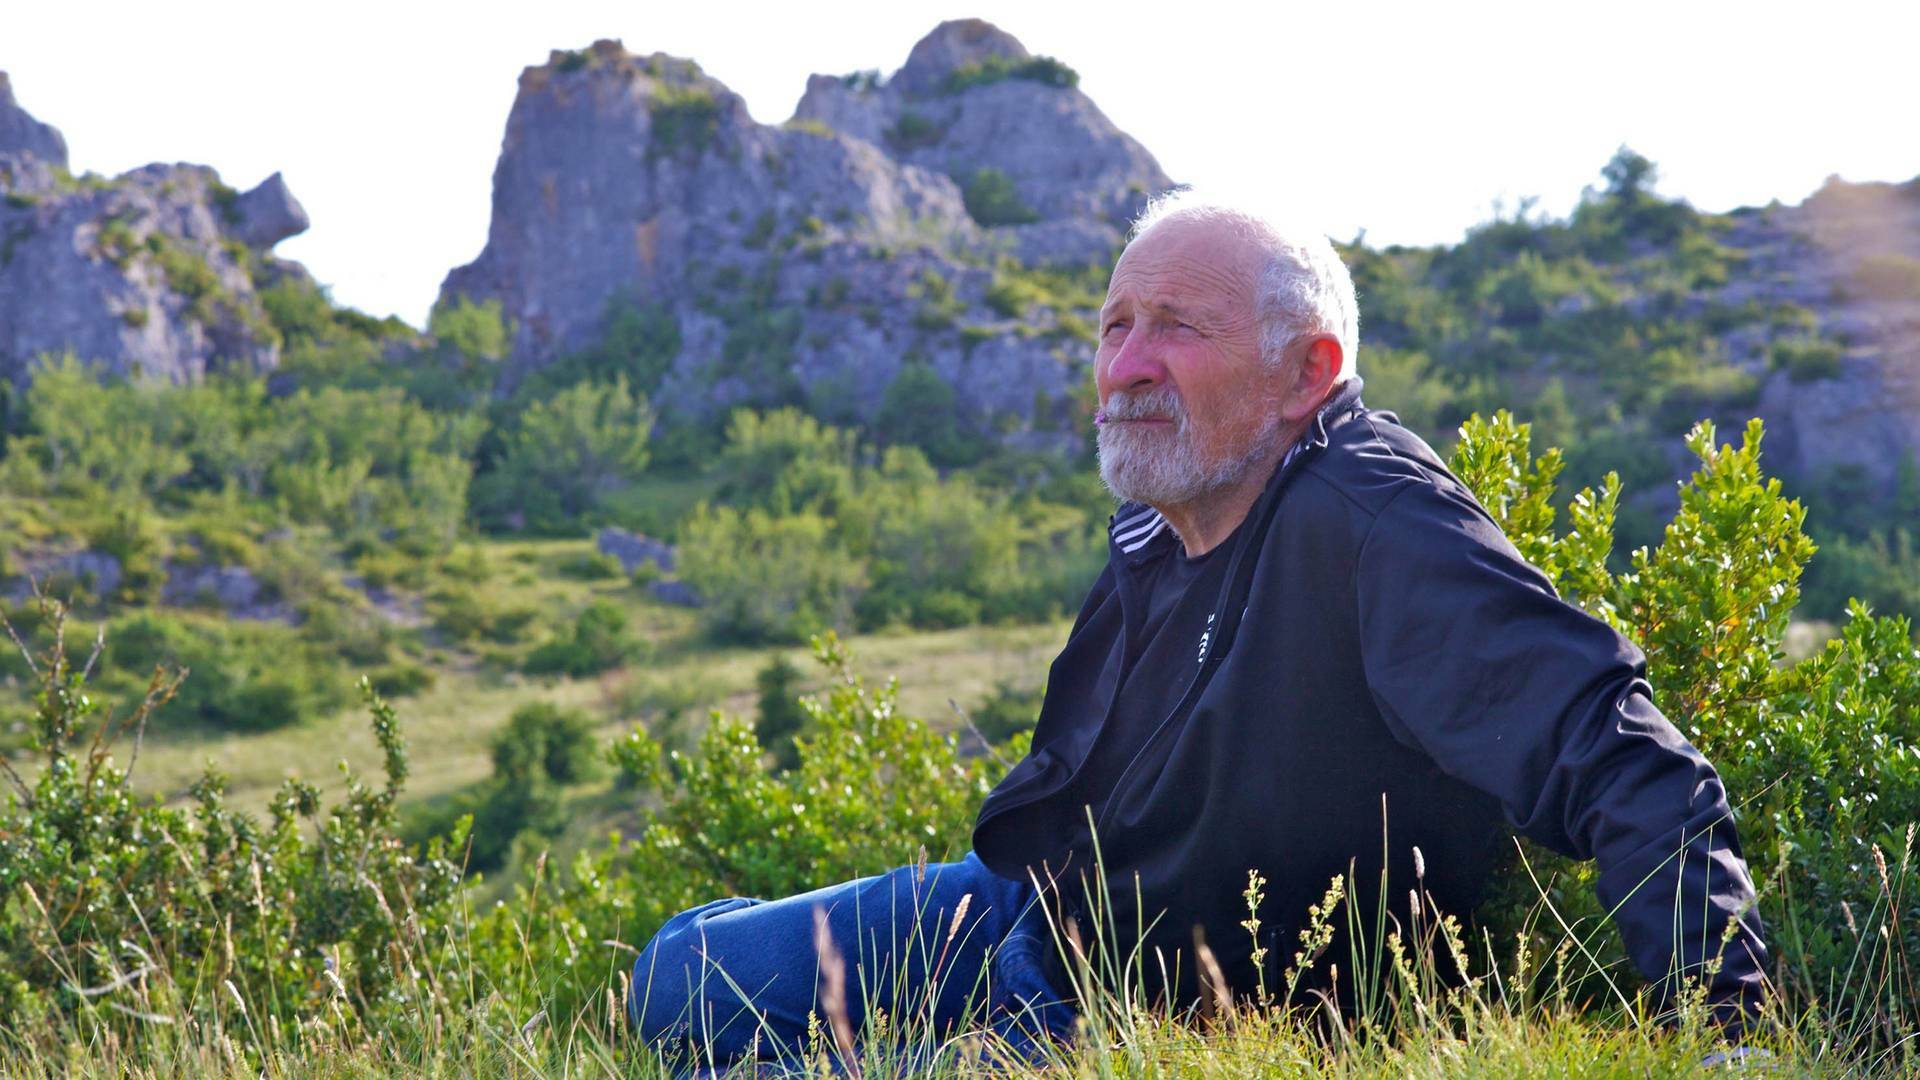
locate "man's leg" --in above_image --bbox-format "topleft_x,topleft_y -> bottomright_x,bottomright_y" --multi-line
629,852 -> 1060,1067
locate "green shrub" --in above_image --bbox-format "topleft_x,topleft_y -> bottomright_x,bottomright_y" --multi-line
1851,253 -> 1920,301
885,110 -> 944,150
754,653 -> 809,771
556,550 -> 623,580
874,361 -> 983,467
649,85 -> 719,154
427,294 -> 512,360
523,598 -> 644,677
944,54 -> 1079,93
427,581 -> 539,644
1771,336 -> 1844,381
1453,411 -> 1920,1029
967,676 -> 1045,743
492,701 -> 601,786
960,167 -> 1040,227
470,634 -> 1021,1022
0,606 -> 464,1027
473,377 -> 652,532
678,505 -> 866,643
103,610 -> 352,730
369,660 -> 435,698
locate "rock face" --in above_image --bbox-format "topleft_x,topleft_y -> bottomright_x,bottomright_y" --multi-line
596,527 -> 675,573
0,74 -> 310,387
441,22 -> 1173,439
0,73 -> 67,170
1720,177 -> 1920,495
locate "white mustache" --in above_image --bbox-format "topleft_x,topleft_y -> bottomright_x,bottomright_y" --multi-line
1096,387 -> 1188,428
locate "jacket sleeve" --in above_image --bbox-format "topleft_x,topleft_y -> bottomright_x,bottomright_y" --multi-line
1353,477 -> 1769,1020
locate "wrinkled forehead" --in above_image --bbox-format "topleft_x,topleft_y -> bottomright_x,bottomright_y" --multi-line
1105,217 -> 1264,312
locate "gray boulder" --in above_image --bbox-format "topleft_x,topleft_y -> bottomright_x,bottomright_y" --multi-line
2,549 -> 121,602
647,579 -> 702,607
597,527 -> 675,573
162,562 -> 264,610
230,171 -> 309,249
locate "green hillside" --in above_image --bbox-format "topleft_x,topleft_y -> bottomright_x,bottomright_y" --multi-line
3,151 -> 1920,1072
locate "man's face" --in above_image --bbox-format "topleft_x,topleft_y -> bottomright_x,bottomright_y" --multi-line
1094,218 -> 1282,509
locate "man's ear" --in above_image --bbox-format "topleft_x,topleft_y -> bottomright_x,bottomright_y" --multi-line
1282,336 -> 1343,422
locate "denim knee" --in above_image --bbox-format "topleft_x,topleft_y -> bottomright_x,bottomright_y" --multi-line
627,896 -> 762,1048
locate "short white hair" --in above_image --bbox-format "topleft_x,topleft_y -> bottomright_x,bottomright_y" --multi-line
1130,190 -> 1360,382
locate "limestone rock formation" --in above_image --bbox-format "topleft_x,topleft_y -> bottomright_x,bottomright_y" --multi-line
0,73 -> 66,170
440,23 -> 1173,439
1720,177 -> 1920,495
0,74 -> 310,386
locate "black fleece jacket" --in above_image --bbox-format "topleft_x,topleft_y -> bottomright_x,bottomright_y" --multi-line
973,381 -> 1768,1020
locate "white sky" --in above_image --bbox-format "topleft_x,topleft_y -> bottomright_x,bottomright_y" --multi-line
6,0 -> 1916,328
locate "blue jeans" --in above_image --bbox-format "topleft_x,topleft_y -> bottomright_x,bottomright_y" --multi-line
628,852 -> 1076,1070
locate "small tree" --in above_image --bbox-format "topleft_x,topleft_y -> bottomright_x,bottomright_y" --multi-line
483,377 -> 653,528
754,654 -> 809,771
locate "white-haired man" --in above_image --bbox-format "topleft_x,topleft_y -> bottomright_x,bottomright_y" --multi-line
630,194 -> 1770,1066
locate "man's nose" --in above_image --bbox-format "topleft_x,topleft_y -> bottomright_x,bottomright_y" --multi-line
1101,328 -> 1165,395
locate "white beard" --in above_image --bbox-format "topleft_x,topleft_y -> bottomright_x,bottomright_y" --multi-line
1097,386 -> 1283,509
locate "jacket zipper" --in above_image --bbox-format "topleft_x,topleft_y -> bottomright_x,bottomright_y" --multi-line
1087,448 -> 1315,846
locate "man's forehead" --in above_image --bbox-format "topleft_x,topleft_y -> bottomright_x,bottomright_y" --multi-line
1103,244 -> 1257,318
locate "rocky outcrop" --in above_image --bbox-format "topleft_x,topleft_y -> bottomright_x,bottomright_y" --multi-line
440,23 -> 1172,440
1719,177 -> 1920,495
0,74 -> 310,386
792,19 -> 1167,261
230,171 -> 309,249
0,73 -> 66,170
597,527 -> 675,573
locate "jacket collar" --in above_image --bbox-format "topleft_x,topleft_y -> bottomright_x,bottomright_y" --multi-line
1105,377 -> 1367,559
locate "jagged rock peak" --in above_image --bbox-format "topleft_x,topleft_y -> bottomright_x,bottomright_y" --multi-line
0,71 -> 69,169
231,171 -> 309,249
521,38 -> 730,98
893,19 -> 1031,96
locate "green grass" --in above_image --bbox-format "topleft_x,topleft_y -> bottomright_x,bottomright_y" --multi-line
120,535 -> 1068,813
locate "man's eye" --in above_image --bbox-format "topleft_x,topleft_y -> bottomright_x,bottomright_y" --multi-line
1102,321 -> 1128,338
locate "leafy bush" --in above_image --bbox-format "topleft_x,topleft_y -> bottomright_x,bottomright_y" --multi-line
874,360 -> 982,466
1455,411 -> 1920,1030
1851,253 -> 1920,301
469,634 -> 1022,1021
944,54 -> 1079,93
648,85 -> 719,155
426,580 -> 539,644
523,598 -> 644,677
369,660 -> 435,698
473,377 -> 652,532
427,294 -> 512,360
556,550 -> 623,580
1771,336 -> 1844,381
885,110 -> 943,149
966,676 -> 1045,743
492,701 -> 601,786
0,602 -> 464,1028
960,167 -> 1040,227
754,653 -> 809,771
102,610 -> 351,730
678,505 -> 867,642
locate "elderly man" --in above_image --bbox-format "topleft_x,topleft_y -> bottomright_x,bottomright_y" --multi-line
629,193 -> 1769,1065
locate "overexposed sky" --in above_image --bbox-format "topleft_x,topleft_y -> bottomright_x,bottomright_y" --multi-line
7,0 -> 1916,327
